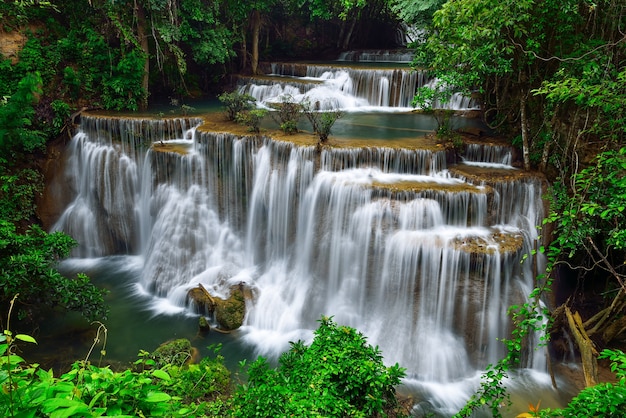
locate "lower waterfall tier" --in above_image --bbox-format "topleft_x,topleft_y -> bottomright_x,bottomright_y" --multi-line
46,113 -> 552,415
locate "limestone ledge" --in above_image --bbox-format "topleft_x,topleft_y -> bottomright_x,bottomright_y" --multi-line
452,229 -> 524,256
369,179 -> 491,195
82,111 -> 449,152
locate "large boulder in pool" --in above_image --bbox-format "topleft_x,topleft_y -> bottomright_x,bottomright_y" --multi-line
214,285 -> 246,330
187,283 -> 247,331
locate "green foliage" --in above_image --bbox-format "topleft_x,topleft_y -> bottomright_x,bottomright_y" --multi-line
0,72 -> 45,161
268,95 -> 302,134
232,316 -> 406,417
302,0 -> 367,21
544,147 -> 626,269
235,109 -> 267,133
151,338 -> 193,368
162,345 -> 231,405
218,91 -> 257,121
389,0 -> 445,27
538,350 -> 626,418
100,49 -> 147,111
50,99 -> 71,131
301,99 -> 342,144
415,0 -> 534,91
1,317 -> 230,417
177,0 -> 235,65
62,66 -> 81,101
412,81 -> 458,138
0,220 -> 108,322
0,168 -> 43,223
535,66 -> 625,143
13,37 -> 60,87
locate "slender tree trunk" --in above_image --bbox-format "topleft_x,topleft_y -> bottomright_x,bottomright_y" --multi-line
135,0 -> 149,110
520,92 -> 531,170
539,105 -> 559,173
337,21 -> 345,49
251,9 -> 261,75
240,28 -> 248,72
341,17 -> 357,50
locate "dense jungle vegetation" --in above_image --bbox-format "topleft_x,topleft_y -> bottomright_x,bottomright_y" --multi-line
1,0 -> 625,416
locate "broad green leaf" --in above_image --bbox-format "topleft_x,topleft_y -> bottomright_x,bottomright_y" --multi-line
152,369 -> 171,380
15,334 -> 37,344
144,391 -> 171,402
42,397 -> 90,413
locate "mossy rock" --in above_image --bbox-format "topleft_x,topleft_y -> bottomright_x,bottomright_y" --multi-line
214,285 -> 246,331
199,316 -> 211,331
187,286 -> 216,314
187,284 -> 247,331
152,338 -> 193,367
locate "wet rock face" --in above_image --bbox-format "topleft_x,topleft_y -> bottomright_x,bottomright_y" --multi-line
37,136 -> 73,231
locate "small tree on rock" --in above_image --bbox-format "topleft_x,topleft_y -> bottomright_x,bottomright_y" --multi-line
301,98 -> 343,145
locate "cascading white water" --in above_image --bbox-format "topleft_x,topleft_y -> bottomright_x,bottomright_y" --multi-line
337,49 -> 415,63
51,109 -> 553,414
240,63 -> 428,110
239,60 -> 479,112
464,143 -> 514,167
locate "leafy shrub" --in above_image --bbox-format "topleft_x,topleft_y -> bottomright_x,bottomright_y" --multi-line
0,320 -> 231,417
218,91 -> 256,121
268,95 -> 302,134
0,72 -> 46,160
0,220 -> 108,322
164,346 -> 231,404
0,168 -> 43,224
101,49 -> 146,111
412,81 -> 457,138
50,99 -> 71,131
235,108 -> 267,133
62,66 -> 81,100
232,316 -> 406,417
301,99 -> 343,144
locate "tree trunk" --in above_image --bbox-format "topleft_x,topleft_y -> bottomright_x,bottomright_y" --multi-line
539,105 -> 559,173
520,92 -> 531,170
240,28 -> 248,72
135,0 -> 149,110
341,17 -> 357,50
250,9 -> 261,75
565,307 -> 598,387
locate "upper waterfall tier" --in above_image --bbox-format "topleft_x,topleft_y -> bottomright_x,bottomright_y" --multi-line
238,62 -> 479,111
337,49 -> 415,63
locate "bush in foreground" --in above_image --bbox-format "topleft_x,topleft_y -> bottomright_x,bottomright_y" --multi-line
232,316 -> 407,417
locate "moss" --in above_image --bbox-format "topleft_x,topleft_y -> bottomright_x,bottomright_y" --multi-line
187,284 -> 247,331
214,286 -> 246,331
152,338 -> 193,367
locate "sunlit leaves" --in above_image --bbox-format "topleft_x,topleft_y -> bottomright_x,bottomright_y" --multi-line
232,316 -> 406,417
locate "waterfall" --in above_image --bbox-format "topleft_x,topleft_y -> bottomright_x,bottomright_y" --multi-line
463,143 -> 513,167
337,49 -> 415,63
239,62 -> 480,111
50,110 -> 550,413
239,63 -> 428,110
